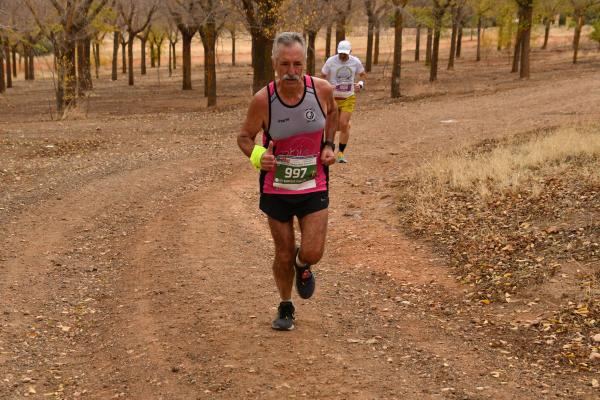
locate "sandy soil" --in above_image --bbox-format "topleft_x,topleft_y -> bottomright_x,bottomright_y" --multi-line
1,31 -> 600,399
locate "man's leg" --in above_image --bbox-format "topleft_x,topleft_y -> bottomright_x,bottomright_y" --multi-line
297,208 -> 328,266
338,111 -> 352,162
267,217 -> 296,300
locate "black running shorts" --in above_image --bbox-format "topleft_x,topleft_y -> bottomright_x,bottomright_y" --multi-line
259,191 -> 329,222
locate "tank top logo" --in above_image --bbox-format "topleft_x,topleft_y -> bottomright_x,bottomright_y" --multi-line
304,108 -> 316,122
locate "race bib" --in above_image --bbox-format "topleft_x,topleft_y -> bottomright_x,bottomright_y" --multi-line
335,83 -> 353,92
274,155 -> 317,190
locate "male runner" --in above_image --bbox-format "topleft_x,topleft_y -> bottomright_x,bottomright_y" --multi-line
320,40 -> 366,163
237,32 -> 338,331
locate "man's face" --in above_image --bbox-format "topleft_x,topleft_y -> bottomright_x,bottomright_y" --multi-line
273,42 -> 305,86
338,53 -> 349,62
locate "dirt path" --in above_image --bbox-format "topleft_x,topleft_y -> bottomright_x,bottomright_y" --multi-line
2,55 -> 600,399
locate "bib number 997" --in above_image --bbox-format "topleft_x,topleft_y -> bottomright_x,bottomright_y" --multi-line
284,167 -> 307,179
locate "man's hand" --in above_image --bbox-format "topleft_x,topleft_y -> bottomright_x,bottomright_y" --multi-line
354,81 -> 364,91
321,146 -> 336,166
261,141 -> 276,171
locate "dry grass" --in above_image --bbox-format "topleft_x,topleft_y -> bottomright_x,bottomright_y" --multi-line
419,126 -> 600,196
397,125 -> 600,366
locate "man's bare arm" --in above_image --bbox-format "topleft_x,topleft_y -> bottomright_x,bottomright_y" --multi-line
324,85 -> 338,143
237,90 -> 267,157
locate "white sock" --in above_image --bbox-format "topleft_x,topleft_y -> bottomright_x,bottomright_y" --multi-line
282,299 -> 292,304
295,251 -> 307,268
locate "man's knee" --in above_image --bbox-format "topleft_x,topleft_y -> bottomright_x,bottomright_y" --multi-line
339,120 -> 349,132
275,246 -> 295,266
300,246 -> 324,265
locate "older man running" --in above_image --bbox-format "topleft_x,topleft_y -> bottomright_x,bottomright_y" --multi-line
237,32 -> 338,331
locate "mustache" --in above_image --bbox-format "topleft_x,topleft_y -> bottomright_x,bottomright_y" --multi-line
282,74 -> 300,81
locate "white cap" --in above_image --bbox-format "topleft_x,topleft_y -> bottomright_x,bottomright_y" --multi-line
337,40 -> 351,54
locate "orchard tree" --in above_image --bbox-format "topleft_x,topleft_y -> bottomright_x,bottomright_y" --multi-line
196,0 -> 229,107
447,0 -> 467,70
334,0 -> 353,44
364,0 -> 390,71
390,0 -> 409,97
538,0 -> 566,49
25,0 -> 109,113
591,19 -> 600,49
237,0 -> 284,93
409,2 -> 434,64
469,0 -> 493,62
569,0 -> 600,63
167,0 -> 201,90
118,0 -> 157,86
429,0 -> 451,82
289,0 -> 331,75
513,0 -> 533,78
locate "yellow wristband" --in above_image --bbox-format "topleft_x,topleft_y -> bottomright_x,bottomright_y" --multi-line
250,145 -> 267,170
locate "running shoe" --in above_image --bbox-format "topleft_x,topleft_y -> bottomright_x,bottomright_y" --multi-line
295,247 -> 315,299
337,152 -> 347,163
272,301 -> 295,331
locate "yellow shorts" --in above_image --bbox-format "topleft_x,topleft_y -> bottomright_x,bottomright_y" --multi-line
335,95 -> 356,113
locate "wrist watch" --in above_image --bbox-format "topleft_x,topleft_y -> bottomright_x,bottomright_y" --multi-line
324,140 -> 335,151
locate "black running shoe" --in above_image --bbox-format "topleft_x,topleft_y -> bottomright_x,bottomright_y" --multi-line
295,247 -> 315,299
272,301 -> 295,331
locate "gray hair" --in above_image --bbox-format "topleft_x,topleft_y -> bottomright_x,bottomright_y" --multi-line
271,32 -> 307,61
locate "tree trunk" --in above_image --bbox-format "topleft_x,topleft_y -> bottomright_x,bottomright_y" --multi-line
56,41 -> 77,112
448,12 -> 458,70
84,38 -> 92,89
335,18 -> 346,45
181,30 -> 193,90
542,18 -> 550,50
0,47 -> 5,93
168,40 -> 172,77
157,43 -> 161,67
391,7 -> 403,98
231,29 -> 236,66
497,24 -> 503,51
251,32 -> 274,94
573,14 -> 583,64
28,48 -> 34,80
430,26 -> 441,82
476,16 -> 482,61
11,46 -> 17,78
200,24 -> 217,107
307,30 -> 317,76
519,2 -> 532,78
77,40 -> 84,92
5,44 -> 12,88
366,15 -> 375,72
93,42 -> 100,79
172,42 -> 177,69
325,23 -> 332,58
512,9 -> 523,73
121,40 -> 127,74
415,26 -> 421,62
456,26 -> 463,58
141,38 -> 147,75
112,32 -> 119,81
127,39 -> 134,85
24,50 -> 29,80
374,20 -> 381,65
425,27 -> 432,66
150,42 -> 156,67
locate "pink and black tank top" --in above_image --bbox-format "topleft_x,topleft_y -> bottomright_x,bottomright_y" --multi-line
260,75 -> 328,195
